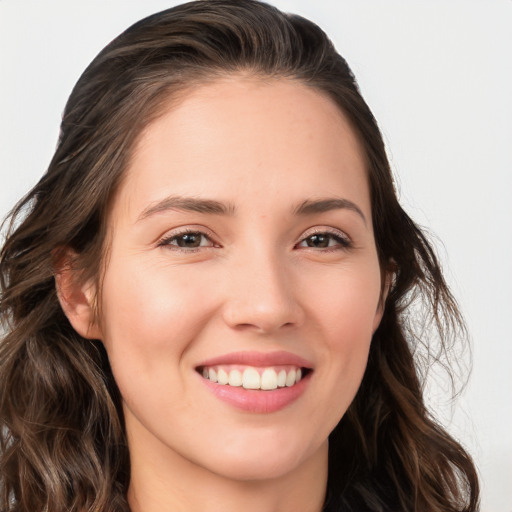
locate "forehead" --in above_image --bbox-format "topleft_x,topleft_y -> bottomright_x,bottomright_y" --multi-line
116,76 -> 370,221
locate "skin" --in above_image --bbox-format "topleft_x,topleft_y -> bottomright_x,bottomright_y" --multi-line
61,76 -> 387,512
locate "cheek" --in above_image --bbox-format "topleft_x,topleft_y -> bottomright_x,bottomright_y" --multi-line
306,259 -> 382,340
98,258 -> 216,386
304,259 -> 381,392
102,253 -> 209,325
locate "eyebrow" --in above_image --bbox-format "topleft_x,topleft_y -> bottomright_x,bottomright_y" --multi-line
138,196 -> 236,221
294,198 -> 367,225
137,195 -> 366,224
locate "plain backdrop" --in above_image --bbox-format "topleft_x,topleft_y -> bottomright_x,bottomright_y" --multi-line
1,1 -> 511,511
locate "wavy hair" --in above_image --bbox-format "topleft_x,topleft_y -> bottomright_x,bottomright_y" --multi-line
0,1 -> 479,511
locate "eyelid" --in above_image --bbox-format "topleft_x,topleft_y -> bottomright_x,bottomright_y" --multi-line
155,225 -> 352,251
157,225 -> 220,249
296,226 -> 353,250
299,226 -> 352,242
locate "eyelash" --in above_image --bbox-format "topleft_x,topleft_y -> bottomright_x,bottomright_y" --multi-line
158,229 -> 217,252
295,229 -> 352,252
157,228 -> 353,253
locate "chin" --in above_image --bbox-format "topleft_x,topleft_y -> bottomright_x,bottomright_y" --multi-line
205,456 -> 302,482
199,432 -> 325,482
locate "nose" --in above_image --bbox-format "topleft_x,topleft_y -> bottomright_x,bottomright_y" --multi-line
221,248 -> 304,334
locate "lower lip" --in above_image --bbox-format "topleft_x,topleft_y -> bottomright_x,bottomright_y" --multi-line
198,372 -> 311,413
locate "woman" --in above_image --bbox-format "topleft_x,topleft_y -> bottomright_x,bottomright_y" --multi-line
0,1 -> 479,511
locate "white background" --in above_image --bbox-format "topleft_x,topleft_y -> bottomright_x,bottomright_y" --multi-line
1,1 -> 511,510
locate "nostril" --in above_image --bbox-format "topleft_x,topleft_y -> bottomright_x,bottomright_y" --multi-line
221,283 -> 304,334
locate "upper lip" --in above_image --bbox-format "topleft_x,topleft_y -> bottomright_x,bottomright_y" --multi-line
197,350 -> 313,369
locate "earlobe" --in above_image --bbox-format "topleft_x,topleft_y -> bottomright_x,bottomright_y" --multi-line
54,249 -> 102,340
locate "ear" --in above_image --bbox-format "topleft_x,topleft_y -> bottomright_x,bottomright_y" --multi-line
54,248 -> 102,340
372,265 -> 394,333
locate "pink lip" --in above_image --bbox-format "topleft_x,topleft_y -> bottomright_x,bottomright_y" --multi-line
197,350 -> 313,369
195,351 -> 313,413
198,372 -> 311,413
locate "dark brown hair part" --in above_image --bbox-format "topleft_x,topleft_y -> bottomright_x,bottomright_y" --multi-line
0,1 -> 479,511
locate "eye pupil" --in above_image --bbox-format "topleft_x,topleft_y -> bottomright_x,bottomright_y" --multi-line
177,233 -> 201,247
307,234 -> 329,248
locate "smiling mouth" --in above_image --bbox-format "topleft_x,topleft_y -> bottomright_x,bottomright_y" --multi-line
197,365 -> 312,391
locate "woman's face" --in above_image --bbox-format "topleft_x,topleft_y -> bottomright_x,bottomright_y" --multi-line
97,76 -> 384,483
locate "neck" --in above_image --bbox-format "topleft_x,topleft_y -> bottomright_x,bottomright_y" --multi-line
126,425 -> 328,512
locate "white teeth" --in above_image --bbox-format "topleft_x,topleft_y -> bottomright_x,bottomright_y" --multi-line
261,368 -> 278,390
228,369 -> 242,387
285,369 -> 296,387
217,368 -> 229,385
277,369 -> 287,387
201,365 -> 305,390
242,368 -> 260,389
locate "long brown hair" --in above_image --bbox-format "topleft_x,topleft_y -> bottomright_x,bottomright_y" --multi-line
0,1 -> 479,511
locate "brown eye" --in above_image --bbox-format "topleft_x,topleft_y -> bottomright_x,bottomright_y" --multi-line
175,233 -> 203,248
159,231 -> 214,250
305,234 -> 330,248
297,231 -> 351,250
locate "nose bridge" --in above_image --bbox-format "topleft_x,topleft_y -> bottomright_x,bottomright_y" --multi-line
222,241 -> 302,333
